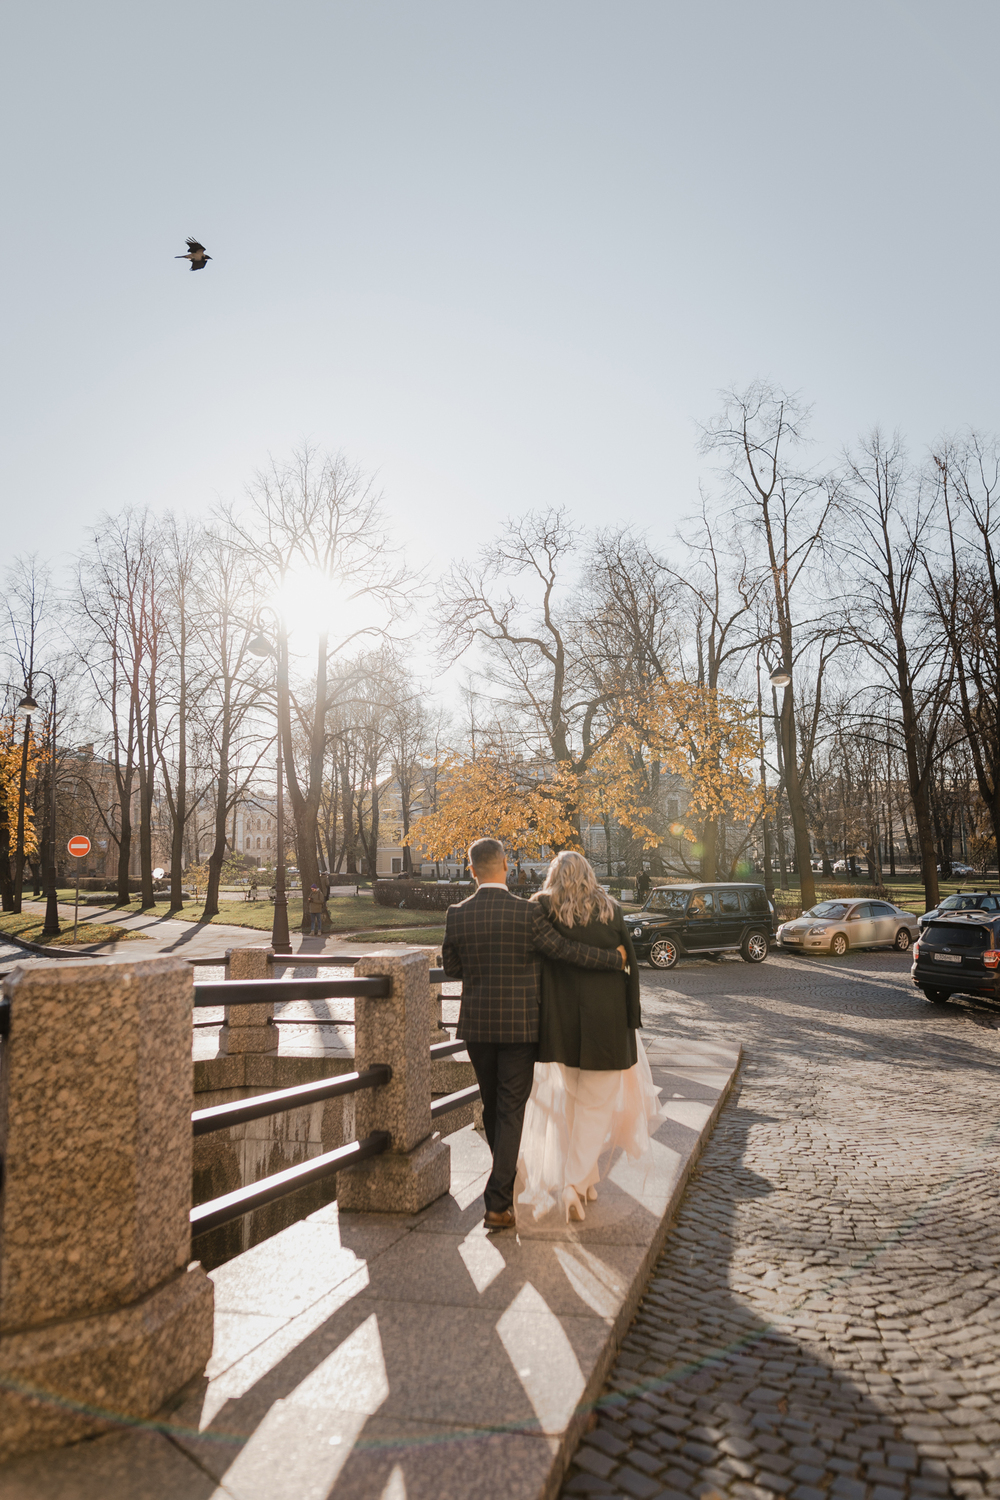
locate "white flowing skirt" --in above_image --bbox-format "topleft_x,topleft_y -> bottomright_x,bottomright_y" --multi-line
515,1036 -> 667,1221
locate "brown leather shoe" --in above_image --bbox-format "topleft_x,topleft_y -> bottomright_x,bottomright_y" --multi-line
483,1208 -> 516,1231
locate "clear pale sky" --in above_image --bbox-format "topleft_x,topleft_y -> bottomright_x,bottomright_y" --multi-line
3,1 -> 998,577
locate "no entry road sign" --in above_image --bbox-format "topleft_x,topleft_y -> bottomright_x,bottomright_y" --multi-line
67,835 -> 91,857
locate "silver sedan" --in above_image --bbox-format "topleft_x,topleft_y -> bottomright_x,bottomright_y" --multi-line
777,899 -> 920,957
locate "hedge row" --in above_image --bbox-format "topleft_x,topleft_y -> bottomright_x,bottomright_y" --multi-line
373,880 -> 472,911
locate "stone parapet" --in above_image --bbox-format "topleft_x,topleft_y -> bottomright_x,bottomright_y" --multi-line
220,944 -> 278,1054
0,958 -> 214,1464
337,949 -> 450,1213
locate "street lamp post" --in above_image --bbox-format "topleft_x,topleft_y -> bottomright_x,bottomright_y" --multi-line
248,610 -> 292,955
755,657 -> 776,901
34,673 -> 60,936
766,664 -> 793,890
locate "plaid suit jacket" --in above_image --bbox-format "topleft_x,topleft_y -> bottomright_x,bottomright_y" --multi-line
442,886 -> 624,1044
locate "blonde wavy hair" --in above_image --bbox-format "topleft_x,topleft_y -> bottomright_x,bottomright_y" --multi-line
532,850 -> 615,928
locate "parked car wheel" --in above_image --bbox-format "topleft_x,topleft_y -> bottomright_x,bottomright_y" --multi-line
921,986 -> 949,1003
648,938 -> 679,969
829,932 -> 849,956
893,927 -> 911,951
741,930 -> 769,963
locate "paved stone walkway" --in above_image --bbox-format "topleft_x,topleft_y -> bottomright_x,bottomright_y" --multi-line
563,950 -> 1000,1500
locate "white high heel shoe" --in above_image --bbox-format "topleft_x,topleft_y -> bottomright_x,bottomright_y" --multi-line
562,1186 -> 586,1223
586,1185 -> 598,1202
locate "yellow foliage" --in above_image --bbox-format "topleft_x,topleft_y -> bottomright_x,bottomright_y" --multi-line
586,678 -> 763,848
406,755 -> 580,862
1,716 -> 43,857
410,678 -> 761,863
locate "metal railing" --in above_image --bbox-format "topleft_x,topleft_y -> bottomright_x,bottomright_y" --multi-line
429,1037 -> 468,1059
190,970 -> 397,1234
430,1084 -> 481,1119
190,1134 -> 390,1235
188,961 -> 478,1235
192,1066 -> 392,1135
193,976 -> 391,1005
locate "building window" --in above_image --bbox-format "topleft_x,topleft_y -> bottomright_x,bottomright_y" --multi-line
667,798 -> 679,820
391,857 -> 402,874
266,837 -> 271,849
256,837 -> 261,849
245,837 -> 251,849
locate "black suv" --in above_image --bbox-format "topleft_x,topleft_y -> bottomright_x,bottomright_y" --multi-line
918,890 -> 1000,931
623,882 -> 776,969
912,912 -> 1000,1003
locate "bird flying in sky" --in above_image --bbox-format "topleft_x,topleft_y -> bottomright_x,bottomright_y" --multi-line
176,238 -> 211,271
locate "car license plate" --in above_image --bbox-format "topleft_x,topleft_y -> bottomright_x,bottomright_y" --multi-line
934,953 -> 962,964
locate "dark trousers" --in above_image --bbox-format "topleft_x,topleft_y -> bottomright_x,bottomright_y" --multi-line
465,1042 -> 538,1214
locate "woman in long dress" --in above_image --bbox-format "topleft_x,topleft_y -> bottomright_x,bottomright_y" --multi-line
516,852 -> 666,1223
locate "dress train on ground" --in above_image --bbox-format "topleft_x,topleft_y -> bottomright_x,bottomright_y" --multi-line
515,1036 -> 667,1221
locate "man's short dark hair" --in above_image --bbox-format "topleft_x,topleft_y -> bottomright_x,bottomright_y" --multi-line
469,838 -> 505,870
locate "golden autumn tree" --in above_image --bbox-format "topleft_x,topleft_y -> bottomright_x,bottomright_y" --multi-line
408,753 -> 582,864
0,715 -> 42,910
587,677 -> 763,879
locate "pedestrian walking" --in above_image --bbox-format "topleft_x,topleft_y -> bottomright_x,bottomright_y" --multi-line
306,883 -> 327,936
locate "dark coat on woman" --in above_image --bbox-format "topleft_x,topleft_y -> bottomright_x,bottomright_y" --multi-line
534,894 -> 642,1070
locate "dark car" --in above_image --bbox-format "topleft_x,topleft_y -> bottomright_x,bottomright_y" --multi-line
622,882 -> 776,969
918,890 -> 1000,931
912,912 -> 1000,1003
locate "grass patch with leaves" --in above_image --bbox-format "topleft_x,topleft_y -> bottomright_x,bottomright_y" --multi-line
162,895 -> 445,934
347,926 -> 447,946
0,912 -> 150,948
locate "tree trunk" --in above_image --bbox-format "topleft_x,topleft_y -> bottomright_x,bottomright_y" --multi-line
341,765 -> 357,873
168,634 -> 187,912
280,630 -> 329,929
780,688 -> 815,909
700,816 -> 718,881
898,694 -> 939,908
115,766 -> 135,905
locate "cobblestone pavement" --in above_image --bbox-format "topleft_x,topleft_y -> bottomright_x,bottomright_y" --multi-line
562,949 -> 1000,1500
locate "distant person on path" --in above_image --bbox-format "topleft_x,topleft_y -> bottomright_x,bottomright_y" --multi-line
306,884 -> 327,935
247,871 -> 259,902
518,851 -> 666,1224
442,838 -> 627,1231
636,870 -> 651,902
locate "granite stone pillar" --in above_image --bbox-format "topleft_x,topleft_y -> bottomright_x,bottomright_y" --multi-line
0,958 -> 214,1463
337,949 -> 450,1213
221,944 -> 278,1055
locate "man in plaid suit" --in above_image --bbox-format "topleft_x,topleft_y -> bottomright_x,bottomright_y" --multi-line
442,838 -> 626,1229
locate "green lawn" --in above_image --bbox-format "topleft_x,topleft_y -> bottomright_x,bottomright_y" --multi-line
176,895 -> 445,934
49,892 -> 445,938
0,911 -> 150,947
